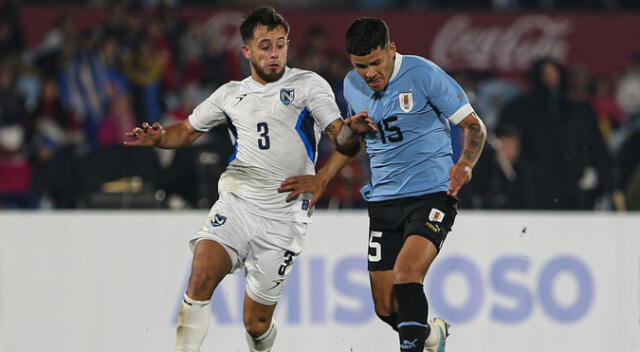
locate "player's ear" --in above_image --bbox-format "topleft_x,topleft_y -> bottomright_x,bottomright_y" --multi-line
240,45 -> 251,60
388,42 -> 397,56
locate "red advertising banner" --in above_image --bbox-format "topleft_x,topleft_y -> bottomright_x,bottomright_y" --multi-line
19,6 -> 640,76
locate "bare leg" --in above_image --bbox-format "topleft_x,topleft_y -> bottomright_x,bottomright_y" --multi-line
243,294 -> 278,352
176,240 -> 233,352
393,235 -> 438,352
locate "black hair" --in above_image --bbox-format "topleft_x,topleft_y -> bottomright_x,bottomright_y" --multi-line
239,6 -> 290,43
345,17 -> 390,56
528,57 -> 568,94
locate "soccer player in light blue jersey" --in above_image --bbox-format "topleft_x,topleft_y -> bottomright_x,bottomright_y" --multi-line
279,16 -> 486,352
342,18 -> 487,352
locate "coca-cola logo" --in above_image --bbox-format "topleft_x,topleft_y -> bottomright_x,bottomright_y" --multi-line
431,15 -> 572,72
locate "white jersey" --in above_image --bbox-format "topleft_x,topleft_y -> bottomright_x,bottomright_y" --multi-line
188,67 -> 341,223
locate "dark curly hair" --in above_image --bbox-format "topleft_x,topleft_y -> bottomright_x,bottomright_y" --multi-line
240,7 -> 290,43
345,17 -> 390,56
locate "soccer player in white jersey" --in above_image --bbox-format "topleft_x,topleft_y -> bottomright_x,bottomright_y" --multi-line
124,7 -> 370,352
282,18 -> 487,352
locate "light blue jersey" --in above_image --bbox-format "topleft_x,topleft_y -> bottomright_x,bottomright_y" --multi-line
343,54 -> 475,202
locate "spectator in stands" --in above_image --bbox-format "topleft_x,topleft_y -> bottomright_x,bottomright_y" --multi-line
98,93 -> 136,146
459,126 -> 535,209
497,57 -> 613,209
34,14 -> 77,78
57,30 -> 111,150
0,66 -> 35,208
27,78 -> 82,205
122,38 -> 166,124
591,76 -> 625,147
616,52 -> 640,126
98,36 -> 129,96
617,128 -> 640,204
473,73 -> 521,130
0,0 -> 24,62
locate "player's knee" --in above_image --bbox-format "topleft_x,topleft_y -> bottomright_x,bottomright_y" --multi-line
187,270 -> 216,298
393,265 -> 422,284
243,315 -> 271,338
372,292 -> 395,316
374,302 -> 395,317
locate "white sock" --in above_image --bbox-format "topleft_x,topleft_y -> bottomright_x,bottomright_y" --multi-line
245,321 -> 278,352
425,320 -> 439,347
176,293 -> 211,352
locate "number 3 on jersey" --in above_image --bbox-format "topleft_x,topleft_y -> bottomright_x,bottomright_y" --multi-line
257,122 -> 270,150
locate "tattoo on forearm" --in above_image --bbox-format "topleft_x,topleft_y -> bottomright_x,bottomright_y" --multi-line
335,125 -> 361,157
336,125 -> 356,145
462,122 -> 485,165
325,123 -> 337,135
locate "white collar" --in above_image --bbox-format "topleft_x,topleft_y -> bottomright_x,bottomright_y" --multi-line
389,53 -> 403,83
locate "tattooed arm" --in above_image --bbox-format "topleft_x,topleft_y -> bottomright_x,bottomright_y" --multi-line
277,113 -> 375,208
323,112 -> 373,157
448,112 -> 487,196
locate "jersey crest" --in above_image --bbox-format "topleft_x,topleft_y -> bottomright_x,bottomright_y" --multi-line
280,88 -> 295,105
399,91 -> 413,112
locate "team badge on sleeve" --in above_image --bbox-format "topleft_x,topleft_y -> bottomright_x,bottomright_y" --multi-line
399,92 -> 413,112
280,88 -> 295,105
428,208 -> 445,223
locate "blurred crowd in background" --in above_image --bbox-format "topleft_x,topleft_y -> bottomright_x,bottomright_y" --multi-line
1,0 -> 640,211
13,0 -> 640,11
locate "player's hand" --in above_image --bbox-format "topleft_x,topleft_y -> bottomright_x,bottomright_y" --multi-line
344,112 -> 377,134
277,175 -> 328,209
448,163 -> 472,197
123,122 -> 164,147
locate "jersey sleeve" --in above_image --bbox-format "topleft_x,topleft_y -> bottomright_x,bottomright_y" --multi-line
418,62 -> 475,125
306,73 -> 341,131
343,73 -> 356,117
187,85 -> 228,132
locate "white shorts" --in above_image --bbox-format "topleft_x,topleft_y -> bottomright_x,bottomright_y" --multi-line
191,192 -> 307,305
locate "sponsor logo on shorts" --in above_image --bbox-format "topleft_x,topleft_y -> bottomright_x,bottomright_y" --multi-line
268,278 -> 286,290
426,222 -> 441,234
429,208 -> 445,223
210,214 -> 227,227
301,199 -> 310,210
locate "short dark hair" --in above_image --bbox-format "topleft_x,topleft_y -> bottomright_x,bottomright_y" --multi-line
240,7 -> 290,43
345,17 -> 390,56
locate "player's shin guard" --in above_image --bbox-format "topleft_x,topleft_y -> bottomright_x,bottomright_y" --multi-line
245,321 -> 277,352
376,312 -> 399,332
393,283 -> 430,352
176,294 -> 211,352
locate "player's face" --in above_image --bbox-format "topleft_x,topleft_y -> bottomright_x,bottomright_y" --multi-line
350,42 -> 397,92
242,25 -> 288,84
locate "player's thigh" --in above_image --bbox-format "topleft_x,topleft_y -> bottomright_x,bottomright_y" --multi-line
244,218 -> 306,306
367,201 -> 404,271
394,235 -> 438,284
190,192 -> 256,272
191,239 -> 233,279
